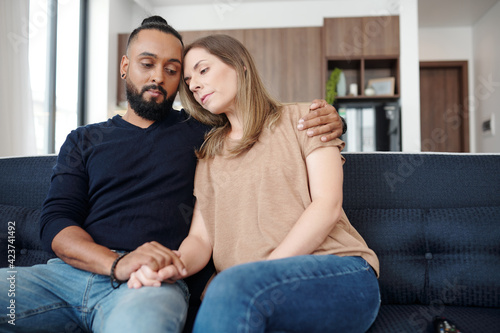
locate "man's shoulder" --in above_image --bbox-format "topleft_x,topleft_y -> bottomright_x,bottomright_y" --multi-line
71,116 -> 116,133
175,109 -> 211,133
60,117 -> 119,152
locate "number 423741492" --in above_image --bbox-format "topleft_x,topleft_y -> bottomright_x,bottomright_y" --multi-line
7,221 -> 16,267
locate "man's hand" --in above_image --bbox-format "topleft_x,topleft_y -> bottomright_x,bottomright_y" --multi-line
297,99 -> 344,142
51,226 -> 186,288
128,256 -> 185,289
114,242 -> 187,287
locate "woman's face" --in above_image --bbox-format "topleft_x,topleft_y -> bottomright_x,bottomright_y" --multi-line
183,47 -> 239,115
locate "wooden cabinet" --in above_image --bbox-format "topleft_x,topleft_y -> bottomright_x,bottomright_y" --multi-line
243,28 -> 285,99
280,28 -> 323,102
117,27 -> 322,105
361,16 -> 399,57
322,16 -> 400,101
324,16 -> 399,58
116,33 -> 129,108
181,27 -> 323,103
324,17 -> 364,58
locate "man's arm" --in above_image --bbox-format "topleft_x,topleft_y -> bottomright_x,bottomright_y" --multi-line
52,226 -> 117,275
52,226 -> 186,282
298,99 -> 346,142
41,130 -> 185,283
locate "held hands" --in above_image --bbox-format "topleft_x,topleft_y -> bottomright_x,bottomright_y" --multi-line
128,252 -> 186,289
110,241 -> 187,289
297,99 -> 344,142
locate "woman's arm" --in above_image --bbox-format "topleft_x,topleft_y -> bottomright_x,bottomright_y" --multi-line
267,146 -> 344,260
169,202 -> 213,278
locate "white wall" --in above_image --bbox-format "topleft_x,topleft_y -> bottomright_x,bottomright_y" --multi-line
158,0 -> 400,31
472,1 -> 500,152
418,26 -> 476,151
87,0 -> 149,122
107,0 -> 145,118
398,0 -> 420,152
87,0 -> 110,124
419,27 -> 473,61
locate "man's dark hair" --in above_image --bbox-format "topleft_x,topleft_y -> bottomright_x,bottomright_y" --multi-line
126,16 -> 183,53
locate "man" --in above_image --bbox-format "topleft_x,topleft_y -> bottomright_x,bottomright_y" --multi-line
0,16 -> 344,333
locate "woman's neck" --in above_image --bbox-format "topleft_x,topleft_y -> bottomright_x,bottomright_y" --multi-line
225,110 -> 243,140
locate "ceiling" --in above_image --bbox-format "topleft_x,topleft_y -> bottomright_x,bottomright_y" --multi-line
145,0 -> 499,28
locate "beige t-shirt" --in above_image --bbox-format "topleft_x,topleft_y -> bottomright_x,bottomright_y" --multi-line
194,103 -> 379,276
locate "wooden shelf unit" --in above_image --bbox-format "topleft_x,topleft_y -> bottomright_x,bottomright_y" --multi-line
322,16 -> 400,102
326,56 -> 400,99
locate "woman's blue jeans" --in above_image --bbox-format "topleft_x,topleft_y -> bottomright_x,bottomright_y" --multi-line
193,255 -> 380,333
0,258 -> 189,333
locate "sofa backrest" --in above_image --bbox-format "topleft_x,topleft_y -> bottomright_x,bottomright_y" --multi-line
342,153 -> 500,308
0,155 -> 57,209
0,155 -> 57,267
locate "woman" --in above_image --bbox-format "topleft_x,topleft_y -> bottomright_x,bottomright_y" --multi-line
132,34 -> 380,332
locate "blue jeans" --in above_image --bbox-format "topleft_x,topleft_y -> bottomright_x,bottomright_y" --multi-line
0,258 -> 189,333
193,255 -> 380,333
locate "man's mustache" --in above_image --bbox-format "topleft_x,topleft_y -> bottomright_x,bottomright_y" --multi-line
141,84 -> 167,96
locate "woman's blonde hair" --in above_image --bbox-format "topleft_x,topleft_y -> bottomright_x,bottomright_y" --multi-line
180,34 -> 282,159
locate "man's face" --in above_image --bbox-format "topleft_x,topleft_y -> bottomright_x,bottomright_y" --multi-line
121,29 -> 183,121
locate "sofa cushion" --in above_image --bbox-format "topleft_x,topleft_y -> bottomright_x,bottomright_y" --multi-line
346,208 -> 427,305
0,204 -> 55,268
426,206 -> 500,308
348,205 -> 500,309
367,304 -> 500,333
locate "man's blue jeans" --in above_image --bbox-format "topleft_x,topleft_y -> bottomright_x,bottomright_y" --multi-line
0,258 -> 189,332
193,255 -> 380,333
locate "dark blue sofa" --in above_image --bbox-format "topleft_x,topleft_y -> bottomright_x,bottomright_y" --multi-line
1,153 -> 499,332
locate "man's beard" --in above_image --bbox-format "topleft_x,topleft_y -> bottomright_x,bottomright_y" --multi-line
126,81 -> 177,122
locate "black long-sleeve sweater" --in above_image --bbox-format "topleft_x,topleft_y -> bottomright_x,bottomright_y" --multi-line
39,109 -> 208,253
